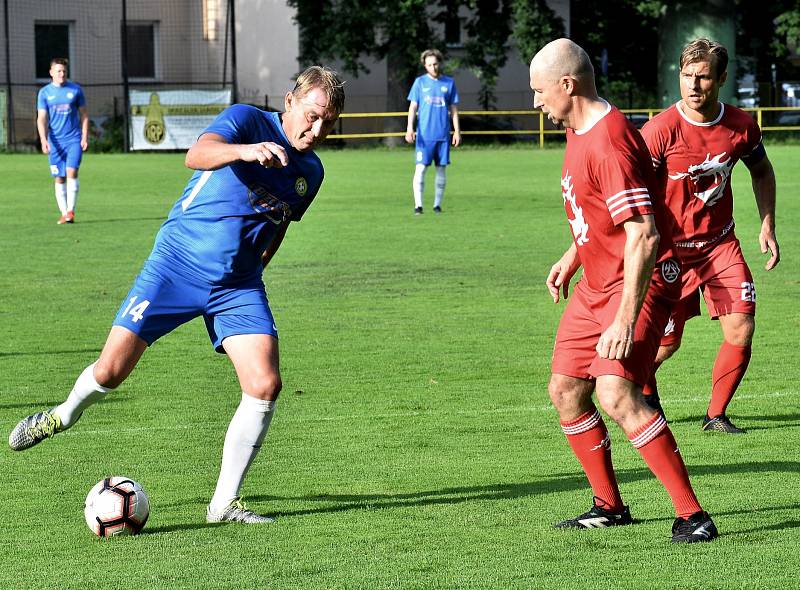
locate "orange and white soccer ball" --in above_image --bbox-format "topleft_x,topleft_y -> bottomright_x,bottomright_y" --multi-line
84,477 -> 150,537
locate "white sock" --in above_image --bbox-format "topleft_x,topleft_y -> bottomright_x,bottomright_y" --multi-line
66,178 -> 79,212
209,392 -> 276,512
434,166 -> 447,208
54,363 -> 112,429
413,164 -> 426,209
55,183 -> 68,215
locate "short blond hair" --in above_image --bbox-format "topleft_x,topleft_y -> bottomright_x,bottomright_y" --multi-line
680,38 -> 728,79
293,66 -> 346,115
420,49 -> 443,65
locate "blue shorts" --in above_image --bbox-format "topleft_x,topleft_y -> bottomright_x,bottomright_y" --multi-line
415,138 -> 450,166
48,139 -> 83,177
112,260 -> 278,353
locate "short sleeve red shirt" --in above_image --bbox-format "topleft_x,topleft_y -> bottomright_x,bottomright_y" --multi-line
562,104 -> 676,292
640,102 -> 762,247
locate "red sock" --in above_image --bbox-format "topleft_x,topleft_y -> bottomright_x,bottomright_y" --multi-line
629,413 -> 702,518
708,341 -> 751,418
561,408 -> 624,512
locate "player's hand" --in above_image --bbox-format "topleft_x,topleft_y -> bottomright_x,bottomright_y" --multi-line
596,321 -> 634,360
41,139 -> 50,154
405,130 -> 416,144
759,226 -> 780,270
242,142 -> 288,168
81,138 -> 88,151
452,131 -> 461,147
546,260 -> 574,303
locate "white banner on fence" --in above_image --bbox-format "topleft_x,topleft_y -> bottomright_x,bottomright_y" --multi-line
129,89 -> 231,150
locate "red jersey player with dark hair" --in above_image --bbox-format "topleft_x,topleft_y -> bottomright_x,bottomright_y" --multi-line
530,38 -> 717,543
640,38 -> 779,434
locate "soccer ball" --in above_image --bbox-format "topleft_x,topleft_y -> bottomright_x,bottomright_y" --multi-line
84,477 -> 150,537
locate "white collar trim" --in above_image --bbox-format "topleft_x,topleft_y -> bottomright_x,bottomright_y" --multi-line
575,100 -> 612,135
676,100 -> 724,126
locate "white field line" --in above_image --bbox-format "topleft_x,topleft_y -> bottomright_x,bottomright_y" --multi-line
58,390 -> 797,436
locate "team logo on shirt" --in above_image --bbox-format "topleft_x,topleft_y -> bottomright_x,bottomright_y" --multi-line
660,258 -> 681,284
441,86 -> 448,93
663,315 -> 676,336
668,152 -> 733,206
295,177 -> 308,196
248,184 -> 292,224
67,92 -> 74,99
561,171 -> 589,245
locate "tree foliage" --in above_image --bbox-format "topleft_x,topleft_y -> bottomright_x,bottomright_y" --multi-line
286,0 -> 563,111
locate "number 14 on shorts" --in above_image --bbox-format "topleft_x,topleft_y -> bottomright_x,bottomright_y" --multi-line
741,282 -> 756,302
122,296 -> 151,323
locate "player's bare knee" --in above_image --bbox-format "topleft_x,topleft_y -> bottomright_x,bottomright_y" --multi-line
656,343 -> 680,364
92,359 -> 126,389
245,373 -> 282,401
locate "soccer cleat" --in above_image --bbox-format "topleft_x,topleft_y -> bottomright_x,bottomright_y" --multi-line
643,391 -> 667,420
57,214 -> 69,224
702,414 -> 746,434
433,206 -> 442,213
671,511 -> 718,543
414,207 -> 423,215
555,497 -> 633,529
8,408 -> 64,451
206,497 -> 275,524
65,211 -> 75,223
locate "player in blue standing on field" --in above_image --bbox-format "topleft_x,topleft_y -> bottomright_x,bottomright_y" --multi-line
10,66 -> 346,525
405,48 -> 461,215
37,57 -> 89,225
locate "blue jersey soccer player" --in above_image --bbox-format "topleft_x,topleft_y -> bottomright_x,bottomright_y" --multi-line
405,49 -> 461,215
37,58 -> 88,224
11,66 -> 345,525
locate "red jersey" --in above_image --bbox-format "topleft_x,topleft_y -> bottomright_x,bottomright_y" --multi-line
562,104 -> 677,292
640,102 -> 763,250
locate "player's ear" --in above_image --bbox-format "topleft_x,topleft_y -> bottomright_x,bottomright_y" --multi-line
718,70 -> 728,87
560,76 -> 574,96
284,91 -> 295,113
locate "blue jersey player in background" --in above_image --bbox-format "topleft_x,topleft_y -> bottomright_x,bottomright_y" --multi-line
405,49 -> 461,215
37,58 -> 88,225
11,66 -> 346,525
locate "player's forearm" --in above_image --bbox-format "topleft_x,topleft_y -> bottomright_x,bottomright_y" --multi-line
185,139 -> 245,170
751,160 -> 777,229
618,221 -> 659,325
451,107 -> 460,134
37,116 -> 48,143
262,222 -> 289,268
406,106 -> 417,132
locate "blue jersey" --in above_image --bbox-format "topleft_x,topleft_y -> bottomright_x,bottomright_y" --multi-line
407,74 -> 459,142
147,105 -> 324,285
37,82 -> 85,143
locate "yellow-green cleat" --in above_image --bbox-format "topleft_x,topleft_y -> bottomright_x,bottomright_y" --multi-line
8,408 -> 63,451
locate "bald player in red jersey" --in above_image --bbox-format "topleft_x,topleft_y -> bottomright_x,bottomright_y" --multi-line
640,38 -> 779,434
530,38 -> 717,543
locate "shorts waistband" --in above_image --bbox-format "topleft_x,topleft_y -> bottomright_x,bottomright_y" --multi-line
675,219 -> 734,249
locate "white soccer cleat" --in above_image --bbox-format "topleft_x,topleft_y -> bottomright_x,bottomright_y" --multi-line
206,497 -> 275,524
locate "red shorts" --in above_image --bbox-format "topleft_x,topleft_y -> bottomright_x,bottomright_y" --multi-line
661,236 -> 755,346
552,267 -> 679,387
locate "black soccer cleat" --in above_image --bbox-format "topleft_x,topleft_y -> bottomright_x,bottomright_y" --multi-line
555,497 -> 633,529
671,511 -> 718,543
414,207 -> 423,215
702,414 -> 746,434
643,391 -> 667,420
433,205 -> 442,213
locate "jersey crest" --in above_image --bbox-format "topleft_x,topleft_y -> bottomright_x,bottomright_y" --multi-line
668,151 -> 733,206
562,171 -> 589,245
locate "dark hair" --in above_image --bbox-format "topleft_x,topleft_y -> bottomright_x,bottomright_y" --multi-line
50,57 -> 68,68
680,38 -> 728,79
420,49 -> 444,65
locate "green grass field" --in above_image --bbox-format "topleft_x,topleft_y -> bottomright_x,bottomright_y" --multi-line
1,146 -> 798,589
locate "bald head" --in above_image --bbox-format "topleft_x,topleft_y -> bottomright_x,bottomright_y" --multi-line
530,38 -> 595,88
